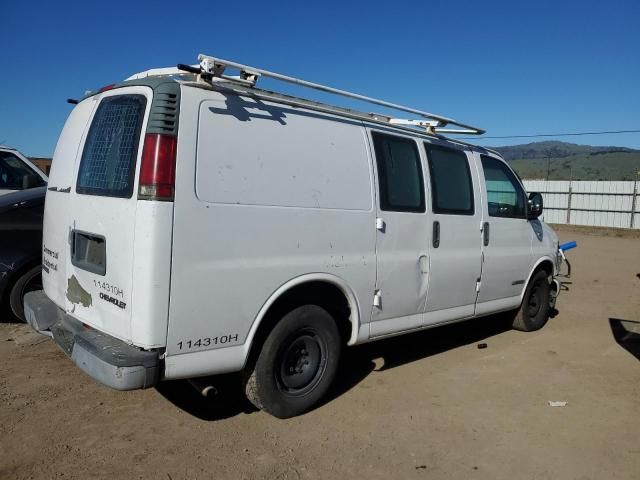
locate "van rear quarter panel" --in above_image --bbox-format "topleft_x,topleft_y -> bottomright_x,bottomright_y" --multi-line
165,87 -> 376,372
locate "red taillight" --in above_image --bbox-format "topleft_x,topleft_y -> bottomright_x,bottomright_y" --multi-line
99,84 -> 116,92
139,133 -> 177,201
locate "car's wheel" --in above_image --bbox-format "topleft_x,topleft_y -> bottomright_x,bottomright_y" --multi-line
512,270 -> 551,332
244,305 -> 341,418
9,265 -> 42,322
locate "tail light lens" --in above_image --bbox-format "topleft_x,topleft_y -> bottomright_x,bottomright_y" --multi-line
139,133 -> 177,201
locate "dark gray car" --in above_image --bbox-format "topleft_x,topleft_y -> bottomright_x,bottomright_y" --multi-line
0,186 -> 45,321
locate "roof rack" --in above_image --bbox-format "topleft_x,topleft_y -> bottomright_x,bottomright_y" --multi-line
127,55 -> 485,136
195,54 -> 484,136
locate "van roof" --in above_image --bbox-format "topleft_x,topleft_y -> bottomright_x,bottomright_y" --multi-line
93,55 -> 501,157
184,77 -> 496,154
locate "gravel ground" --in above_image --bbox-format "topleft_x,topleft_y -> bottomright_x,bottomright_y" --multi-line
1,227 -> 639,480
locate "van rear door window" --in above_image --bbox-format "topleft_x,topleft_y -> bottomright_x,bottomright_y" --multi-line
76,95 -> 147,198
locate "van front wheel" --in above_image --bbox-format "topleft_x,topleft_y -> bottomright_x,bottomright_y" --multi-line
244,305 -> 341,418
512,270 -> 551,332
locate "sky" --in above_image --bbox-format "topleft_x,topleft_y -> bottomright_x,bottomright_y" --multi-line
1,0 -> 639,157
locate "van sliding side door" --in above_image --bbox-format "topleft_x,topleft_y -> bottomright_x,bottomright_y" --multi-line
368,130 -> 430,337
422,144 -> 483,325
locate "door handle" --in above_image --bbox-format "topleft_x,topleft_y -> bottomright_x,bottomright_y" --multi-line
483,222 -> 490,246
419,254 -> 429,274
432,221 -> 440,248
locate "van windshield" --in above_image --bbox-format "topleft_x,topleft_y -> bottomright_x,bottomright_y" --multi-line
76,94 -> 147,198
0,151 -> 45,190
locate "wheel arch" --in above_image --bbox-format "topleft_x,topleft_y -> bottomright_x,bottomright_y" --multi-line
520,256 -> 555,302
244,274 -> 362,366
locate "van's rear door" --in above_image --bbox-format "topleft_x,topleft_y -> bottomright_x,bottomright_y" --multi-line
44,87 -> 152,343
43,97 -> 98,310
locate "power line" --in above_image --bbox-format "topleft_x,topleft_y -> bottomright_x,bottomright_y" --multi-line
460,129 -> 640,140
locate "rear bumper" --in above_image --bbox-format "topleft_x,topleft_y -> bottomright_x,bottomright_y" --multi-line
23,290 -> 160,390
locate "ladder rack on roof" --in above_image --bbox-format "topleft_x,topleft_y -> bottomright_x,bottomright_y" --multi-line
195,54 -> 485,136
129,54 -> 485,136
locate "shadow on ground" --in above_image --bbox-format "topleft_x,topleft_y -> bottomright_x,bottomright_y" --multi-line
157,312 -> 516,420
609,318 -> 640,361
156,374 -> 255,421
0,306 -> 22,323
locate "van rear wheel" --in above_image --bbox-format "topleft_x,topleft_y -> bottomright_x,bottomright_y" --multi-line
244,305 -> 341,418
512,270 -> 551,332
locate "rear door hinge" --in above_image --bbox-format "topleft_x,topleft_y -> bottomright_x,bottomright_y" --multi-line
376,217 -> 385,231
475,278 -> 481,293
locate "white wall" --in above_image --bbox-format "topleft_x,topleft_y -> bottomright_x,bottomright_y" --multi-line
523,180 -> 640,229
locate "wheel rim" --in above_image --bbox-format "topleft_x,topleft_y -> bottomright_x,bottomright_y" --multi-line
527,281 -> 543,318
277,330 -> 326,396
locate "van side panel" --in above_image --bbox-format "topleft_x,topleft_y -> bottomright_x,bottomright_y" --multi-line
195,98 -> 371,210
165,87 -> 376,376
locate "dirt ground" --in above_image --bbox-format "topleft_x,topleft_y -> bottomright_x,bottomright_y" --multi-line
1,227 -> 639,480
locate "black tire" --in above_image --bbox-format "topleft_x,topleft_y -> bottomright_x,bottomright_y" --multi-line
512,270 -> 551,332
9,265 -> 42,322
244,305 -> 341,418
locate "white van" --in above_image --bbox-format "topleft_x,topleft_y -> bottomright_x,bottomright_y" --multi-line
25,54 -> 563,418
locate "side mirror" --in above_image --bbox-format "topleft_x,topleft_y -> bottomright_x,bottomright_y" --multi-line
527,192 -> 543,219
22,174 -> 42,189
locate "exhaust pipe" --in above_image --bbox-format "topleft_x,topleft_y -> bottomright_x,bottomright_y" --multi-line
188,378 -> 218,398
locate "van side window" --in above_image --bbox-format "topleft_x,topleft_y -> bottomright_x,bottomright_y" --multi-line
371,132 -> 425,213
480,155 -> 526,218
424,144 -> 474,215
77,95 -> 147,198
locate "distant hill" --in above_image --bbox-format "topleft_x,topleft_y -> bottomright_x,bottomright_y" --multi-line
492,141 -> 640,180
